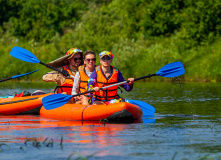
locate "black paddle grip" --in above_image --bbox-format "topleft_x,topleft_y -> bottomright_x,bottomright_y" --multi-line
40,62 -> 70,77
0,77 -> 12,82
133,74 -> 156,82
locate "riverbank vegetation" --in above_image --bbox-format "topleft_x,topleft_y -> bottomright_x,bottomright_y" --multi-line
0,0 -> 220,82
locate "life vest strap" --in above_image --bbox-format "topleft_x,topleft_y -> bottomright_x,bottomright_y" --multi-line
95,66 -> 100,72
80,80 -> 88,83
56,86 -> 73,88
95,95 -> 118,99
63,65 -> 68,70
65,78 -> 73,80
54,85 -> 73,93
79,65 -> 83,71
103,88 -> 118,91
96,81 -> 118,85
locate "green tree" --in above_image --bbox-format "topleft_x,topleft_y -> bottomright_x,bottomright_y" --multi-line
4,0 -> 86,42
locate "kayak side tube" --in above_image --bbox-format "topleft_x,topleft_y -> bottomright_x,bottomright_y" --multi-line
40,102 -> 143,122
0,93 -> 52,115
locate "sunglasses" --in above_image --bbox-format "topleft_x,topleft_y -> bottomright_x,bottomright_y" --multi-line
101,56 -> 111,61
85,58 -> 96,63
74,58 -> 82,62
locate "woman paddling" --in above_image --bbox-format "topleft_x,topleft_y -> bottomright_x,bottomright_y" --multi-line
43,48 -> 83,95
87,51 -> 134,105
72,50 -> 96,105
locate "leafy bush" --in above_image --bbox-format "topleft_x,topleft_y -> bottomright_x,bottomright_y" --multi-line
1,0 -> 86,42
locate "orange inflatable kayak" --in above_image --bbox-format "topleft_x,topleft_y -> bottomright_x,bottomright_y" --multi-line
0,93 -> 52,115
40,102 -> 143,122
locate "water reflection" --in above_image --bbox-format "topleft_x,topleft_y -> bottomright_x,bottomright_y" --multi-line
0,115 -> 155,143
0,82 -> 220,159
0,116 -> 156,159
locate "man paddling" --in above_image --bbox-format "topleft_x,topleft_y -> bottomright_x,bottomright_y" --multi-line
87,51 -> 134,105
72,50 -> 96,105
43,48 -> 83,95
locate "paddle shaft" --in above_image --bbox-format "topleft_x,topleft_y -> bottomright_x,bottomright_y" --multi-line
134,73 -> 156,81
39,62 -> 74,79
0,77 -> 12,82
0,70 -> 39,83
102,73 -> 156,90
71,73 -> 156,97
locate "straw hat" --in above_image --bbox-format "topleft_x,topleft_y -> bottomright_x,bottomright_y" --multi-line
48,48 -> 83,68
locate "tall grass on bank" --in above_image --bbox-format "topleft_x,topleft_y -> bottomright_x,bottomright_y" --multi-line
0,32 -> 220,82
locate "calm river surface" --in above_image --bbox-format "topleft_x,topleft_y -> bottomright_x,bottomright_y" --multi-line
0,81 -> 220,160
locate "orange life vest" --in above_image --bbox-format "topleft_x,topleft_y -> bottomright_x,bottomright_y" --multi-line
94,66 -> 119,101
78,65 -> 89,93
57,65 -> 75,95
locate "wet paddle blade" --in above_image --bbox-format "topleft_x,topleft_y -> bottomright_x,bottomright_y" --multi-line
12,70 -> 39,79
156,62 -> 185,78
126,100 -> 155,116
42,94 -> 73,110
10,46 -> 40,63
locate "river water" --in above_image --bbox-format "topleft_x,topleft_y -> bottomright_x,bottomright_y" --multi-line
0,81 -> 220,160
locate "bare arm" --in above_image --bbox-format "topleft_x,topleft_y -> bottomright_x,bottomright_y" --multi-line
72,72 -> 80,95
42,67 -> 65,85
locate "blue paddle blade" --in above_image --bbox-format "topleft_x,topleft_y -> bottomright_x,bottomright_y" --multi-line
12,69 -> 39,79
126,100 -> 155,116
143,119 -> 156,123
156,62 -> 185,78
10,46 -> 40,63
42,94 -> 73,110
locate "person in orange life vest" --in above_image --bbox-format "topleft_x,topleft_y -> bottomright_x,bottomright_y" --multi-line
87,51 -> 134,105
42,48 -> 83,95
72,50 -> 96,105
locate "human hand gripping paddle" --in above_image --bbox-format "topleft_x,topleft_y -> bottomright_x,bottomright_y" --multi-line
42,62 -> 185,115
10,46 -> 74,78
0,70 -> 39,82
